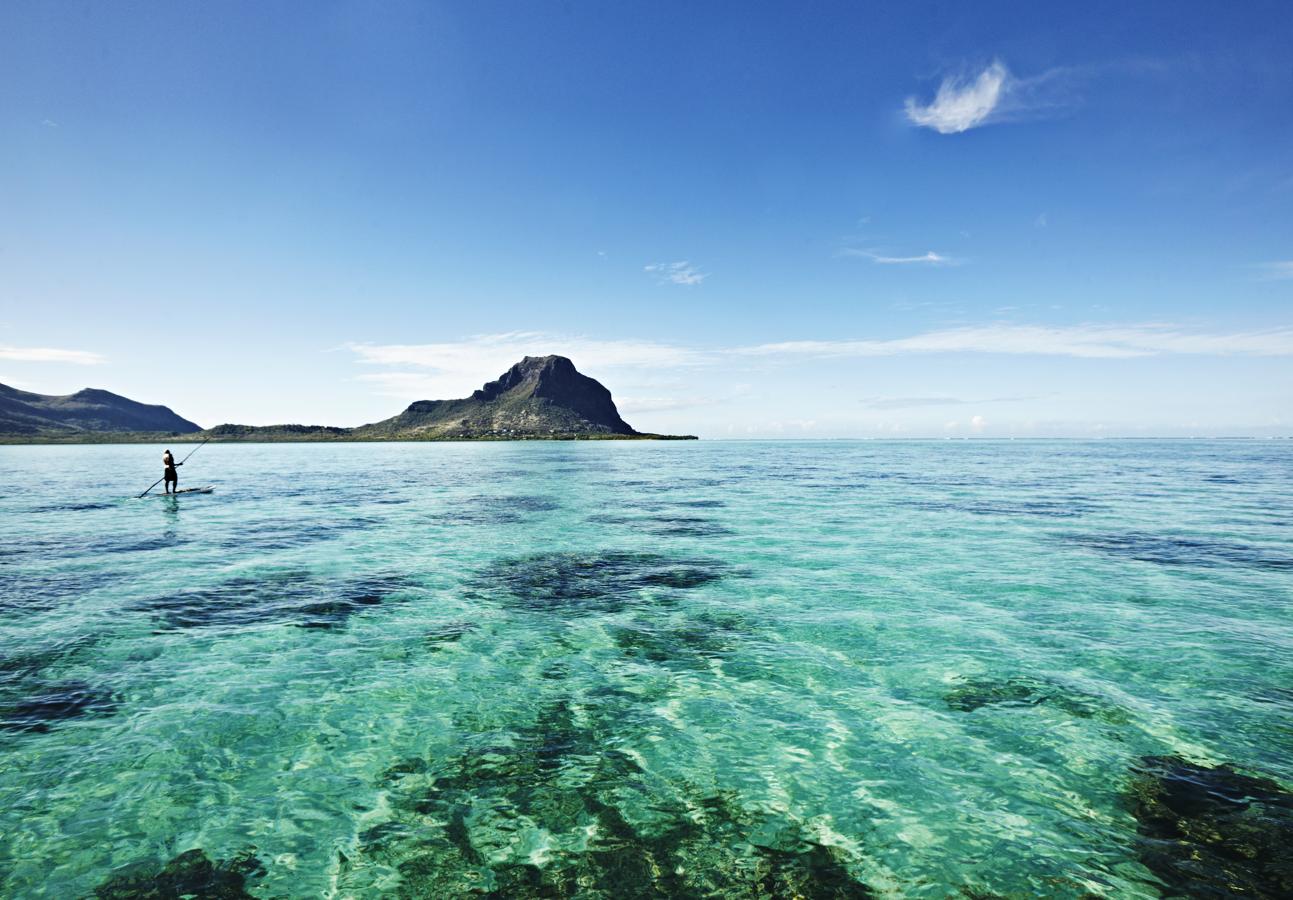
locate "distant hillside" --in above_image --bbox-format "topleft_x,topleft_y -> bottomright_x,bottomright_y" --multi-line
0,383 -> 201,436
205,356 -> 695,441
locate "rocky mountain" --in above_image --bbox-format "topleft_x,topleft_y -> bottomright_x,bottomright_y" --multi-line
0,383 -> 201,436
212,355 -> 694,440
359,355 -> 638,438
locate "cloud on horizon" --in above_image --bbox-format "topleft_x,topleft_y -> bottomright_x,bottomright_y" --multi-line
736,323 -> 1293,359
0,345 -> 105,365
861,394 -> 1038,410
346,323 -> 1293,406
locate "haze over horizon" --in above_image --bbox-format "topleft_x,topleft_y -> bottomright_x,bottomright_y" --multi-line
2,2 -> 1290,438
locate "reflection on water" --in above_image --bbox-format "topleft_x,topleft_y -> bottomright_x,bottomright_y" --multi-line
1,439 -> 1291,897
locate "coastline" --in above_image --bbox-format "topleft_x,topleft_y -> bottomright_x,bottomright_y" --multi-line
0,431 -> 699,445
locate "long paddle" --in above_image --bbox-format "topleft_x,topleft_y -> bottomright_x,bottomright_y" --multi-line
138,438 -> 210,498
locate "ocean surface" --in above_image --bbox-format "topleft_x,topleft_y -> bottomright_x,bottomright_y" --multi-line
1,440 -> 1291,898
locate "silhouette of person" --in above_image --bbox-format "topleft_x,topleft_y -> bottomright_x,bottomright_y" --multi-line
162,449 -> 181,494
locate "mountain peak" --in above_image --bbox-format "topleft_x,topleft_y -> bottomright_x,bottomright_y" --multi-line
368,356 -> 639,438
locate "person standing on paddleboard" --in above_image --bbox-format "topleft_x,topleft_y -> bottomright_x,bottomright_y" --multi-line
162,449 -> 181,494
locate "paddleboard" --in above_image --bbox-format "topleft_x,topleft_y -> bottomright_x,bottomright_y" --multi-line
149,486 -> 214,497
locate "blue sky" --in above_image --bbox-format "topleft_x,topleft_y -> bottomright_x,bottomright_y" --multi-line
2,1 -> 1290,436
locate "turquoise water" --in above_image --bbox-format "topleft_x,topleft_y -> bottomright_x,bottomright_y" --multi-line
2,440 -> 1291,897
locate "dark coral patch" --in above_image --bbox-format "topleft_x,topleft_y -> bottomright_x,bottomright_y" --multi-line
221,516 -> 379,552
0,678 -> 117,733
476,551 -> 725,614
943,676 -> 1126,722
612,622 -> 733,669
356,698 -> 871,899
1068,532 -> 1293,570
911,498 -> 1098,518
424,621 -> 475,649
0,568 -> 119,614
1128,755 -> 1293,898
645,516 -> 735,538
94,847 -> 264,899
136,572 -> 412,630
443,495 -> 561,526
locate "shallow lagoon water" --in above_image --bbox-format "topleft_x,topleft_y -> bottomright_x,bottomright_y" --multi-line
1,440 -> 1292,897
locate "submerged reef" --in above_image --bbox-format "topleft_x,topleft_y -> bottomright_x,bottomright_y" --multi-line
0,637 -> 115,733
611,620 -> 735,671
943,675 -> 1127,723
0,678 -> 117,733
1068,532 -> 1293,571
444,495 -> 562,526
909,498 -> 1100,519
475,551 -> 726,615
424,621 -> 477,650
351,699 -> 871,898
94,848 -> 264,899
135,571 -> 412,630
1128,755 -> 1293,898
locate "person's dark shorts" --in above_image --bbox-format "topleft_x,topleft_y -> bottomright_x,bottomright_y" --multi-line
164,468 -> 177,482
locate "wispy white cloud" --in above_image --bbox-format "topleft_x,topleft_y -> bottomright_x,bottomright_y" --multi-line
905,61 -> 1010,134
861,394 -> 1037,410
0,345 -> 104,365
645,261 -> 707,285
1257,260 -> 1293,280
734,323 -> 1293,359
905,59 -> 1100,134
345,322 -> 1293,405
616,395 -> 715,414
841,249 -> 960,266
347,332 -> 707,400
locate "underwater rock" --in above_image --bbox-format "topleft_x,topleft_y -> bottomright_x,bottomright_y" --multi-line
586,513 -> 734,537
355,698 -> 872,899
221,515 -> 379,552
1067,532 -> 1293,571
424,621 -> 476,648
442,495 -> 561,526
1128,755 -> 1293,898
0,568 -> 119,614
136,572 -> 411,630
0,678 -> 117,733
93,847 -> 264,899
0,635 -> 93,687
646,516 -> 735,538
611,622 -> 733,670
476,551 -> 725,614
943,676 -> 1125,722
909,498 -> 1099,518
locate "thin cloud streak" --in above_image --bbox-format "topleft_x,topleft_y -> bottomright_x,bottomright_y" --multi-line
862,394 -> 1038,410
735,324 -> 1293,359
347,332 -> 708,401
346,322 -> 1293,405
1257,260 -> 1293,280
842,249 -> 960,266
645,261 -> 707,285
0,345 -> 105,365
